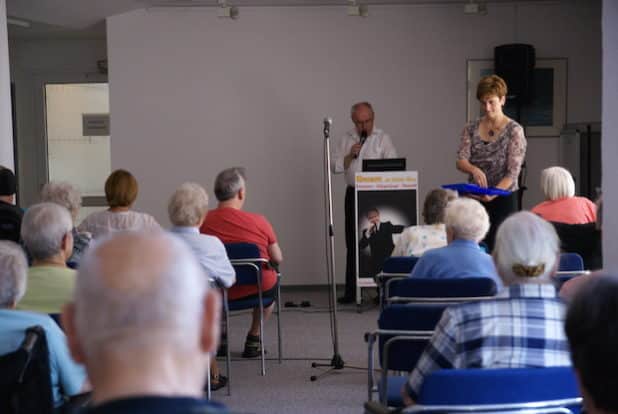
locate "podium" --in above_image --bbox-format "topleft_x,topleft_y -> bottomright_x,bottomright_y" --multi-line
354,170 -> 419,304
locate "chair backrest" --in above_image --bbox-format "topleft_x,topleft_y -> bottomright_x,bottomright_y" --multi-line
0,208 -> 22,243
552,222 -> 602,270
0,325 -> 54,414
418,367 -> 580,408
386,277 -> 498,305
559,253 -> 584,272
224,242 -> 267,286
377,304 -> 447,372
381,256 -> 419,274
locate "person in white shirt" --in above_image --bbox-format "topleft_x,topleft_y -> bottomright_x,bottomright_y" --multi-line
331,102 -> 397,304
78,169 -> 160,239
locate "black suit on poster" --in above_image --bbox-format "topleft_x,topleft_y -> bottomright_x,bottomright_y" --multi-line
359,221 -> 405,278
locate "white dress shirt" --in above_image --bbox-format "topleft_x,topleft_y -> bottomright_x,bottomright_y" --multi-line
77,210 -> 160,239
331,128 -> 398,187
169,226 -> 236,288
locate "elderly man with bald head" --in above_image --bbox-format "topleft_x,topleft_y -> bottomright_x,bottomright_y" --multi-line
61,232 -> 230,414
331,102 -> 398,304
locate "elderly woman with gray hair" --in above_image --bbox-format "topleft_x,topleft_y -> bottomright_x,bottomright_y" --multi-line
402,211 -> 571,407
409,197 -> 502,288
0,240 -> 87,408
41,181 -> 92,267
392,189 -> 457,257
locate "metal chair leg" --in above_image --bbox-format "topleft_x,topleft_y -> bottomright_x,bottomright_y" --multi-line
277,281 -> 282,363
224,289 -> 231,396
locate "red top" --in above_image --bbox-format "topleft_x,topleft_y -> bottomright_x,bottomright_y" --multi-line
531,196 -> 597,224
200,207 -> 278,300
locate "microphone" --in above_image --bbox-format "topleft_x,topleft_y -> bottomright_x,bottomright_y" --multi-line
359,130 -> 368,145
323,117 -> 332,138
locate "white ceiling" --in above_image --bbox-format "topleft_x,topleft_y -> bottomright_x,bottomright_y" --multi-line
6,0 -> 566,38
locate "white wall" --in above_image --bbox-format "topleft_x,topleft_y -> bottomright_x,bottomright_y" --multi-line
107,1 -> 601,285
9,38 -> 107,205
0,0 -> 14,170
602,0 -> 617,272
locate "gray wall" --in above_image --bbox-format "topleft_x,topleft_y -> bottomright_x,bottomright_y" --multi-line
107,1 -> 601,286
602,0 -> 617,272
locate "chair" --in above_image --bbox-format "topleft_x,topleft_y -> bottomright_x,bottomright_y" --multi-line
366,303 -> 448,406
552,222 -> 602,270
376,256 -> 419,309
224,242 -> 282,378
558,253 -> 584,272
0,325 -> 54,414
384,277 -> 498,307
410,367 -> 582,413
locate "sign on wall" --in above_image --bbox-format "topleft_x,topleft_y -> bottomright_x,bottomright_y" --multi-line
82,113 -> 110,136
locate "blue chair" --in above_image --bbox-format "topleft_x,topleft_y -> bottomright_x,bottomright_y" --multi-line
224,242 -> 282,377
409,367 -> 582,413
559,253 -> 584,272
385,277 -> 498,307
376,257 -> 419,309
366,303 -> 447,405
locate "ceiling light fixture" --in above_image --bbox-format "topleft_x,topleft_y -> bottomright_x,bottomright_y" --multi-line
463,0 -> 487,15
218,0 -> 239,19
347,0 -> 368,17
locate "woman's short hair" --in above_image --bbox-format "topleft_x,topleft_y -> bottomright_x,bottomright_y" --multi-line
41,181 -> 82,222
476,74 -> 508,100
422,189 -> 458,225
540,166 -> 575,200
21,202 -> 73,261
168,182 -> 209,227
444,198 -> 489,242
493,211 -> 559,285
214,167 -> 246,202
105,169 -> 138,208
0,240 -> 28,308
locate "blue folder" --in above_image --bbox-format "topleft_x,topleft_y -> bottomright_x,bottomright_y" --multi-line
442,183 -> 511,196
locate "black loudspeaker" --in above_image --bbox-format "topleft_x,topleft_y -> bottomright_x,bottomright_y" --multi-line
494,44 -> 536,104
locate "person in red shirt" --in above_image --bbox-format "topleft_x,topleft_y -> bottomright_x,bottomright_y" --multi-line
201,167 -> 283,358
531,166 -> 596,224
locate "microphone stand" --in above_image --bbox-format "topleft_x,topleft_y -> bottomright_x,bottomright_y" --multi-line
310,118 -> 364,381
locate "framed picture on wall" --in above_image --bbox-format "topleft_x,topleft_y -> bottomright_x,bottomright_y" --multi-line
466,58 -> 568,137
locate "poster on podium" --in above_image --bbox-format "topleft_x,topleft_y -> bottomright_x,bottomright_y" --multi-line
355,171 -> 419,291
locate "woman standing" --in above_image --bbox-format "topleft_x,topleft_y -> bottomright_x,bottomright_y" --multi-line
456,75 -> 526,251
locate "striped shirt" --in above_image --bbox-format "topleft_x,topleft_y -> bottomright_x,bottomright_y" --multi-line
405,284 -> 570,401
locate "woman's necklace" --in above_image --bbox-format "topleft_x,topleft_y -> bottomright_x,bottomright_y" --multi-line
487,116 -> 506,138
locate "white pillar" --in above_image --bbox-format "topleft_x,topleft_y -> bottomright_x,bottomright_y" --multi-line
602,0 -> 618,271
0,0 -> 13,170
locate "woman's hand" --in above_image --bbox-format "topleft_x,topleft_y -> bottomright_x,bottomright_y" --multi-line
471,167 -> 488,188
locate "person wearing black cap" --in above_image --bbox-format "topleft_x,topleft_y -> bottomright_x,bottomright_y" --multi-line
0,168 -> 23,243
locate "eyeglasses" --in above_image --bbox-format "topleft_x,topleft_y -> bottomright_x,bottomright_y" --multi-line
353,118 -> 373,127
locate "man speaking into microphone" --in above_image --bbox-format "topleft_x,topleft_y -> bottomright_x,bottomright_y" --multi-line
331,101 -> 397,304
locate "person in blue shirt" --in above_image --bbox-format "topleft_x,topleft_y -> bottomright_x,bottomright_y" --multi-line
410,197 -> 502,289
0,240 -> 87,408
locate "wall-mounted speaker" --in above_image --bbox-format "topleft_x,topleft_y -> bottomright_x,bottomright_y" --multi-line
494,44 -> 536,104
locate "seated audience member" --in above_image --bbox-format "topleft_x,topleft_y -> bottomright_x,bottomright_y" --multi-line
0,167 -> 23,242
41,181 -> 92,267
62,232 -> 229,413
201,167 -> 282,358
402,211 -> 571,406
168,182 -> 235,391
531,166 -> 596,224
18,202 -> 76,313
409,197 -> 501,288
78,169 -> 160,238
392,189 -> 457,257
566,276 -> 618,414
0,240 -> 87,408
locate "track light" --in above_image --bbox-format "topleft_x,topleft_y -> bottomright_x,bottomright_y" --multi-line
218,0 -> 239,19
347,0 -> 368,17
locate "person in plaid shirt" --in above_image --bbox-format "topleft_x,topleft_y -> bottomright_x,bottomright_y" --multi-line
402,211 -> 571,406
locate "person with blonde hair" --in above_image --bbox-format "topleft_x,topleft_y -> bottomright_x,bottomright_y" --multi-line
78,169 -> 160,238
402,211 -> 570,407
409,197 -> 501,287
41,181 -> 92,267
531,166 -> 596,224
456,75 -> 527,251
